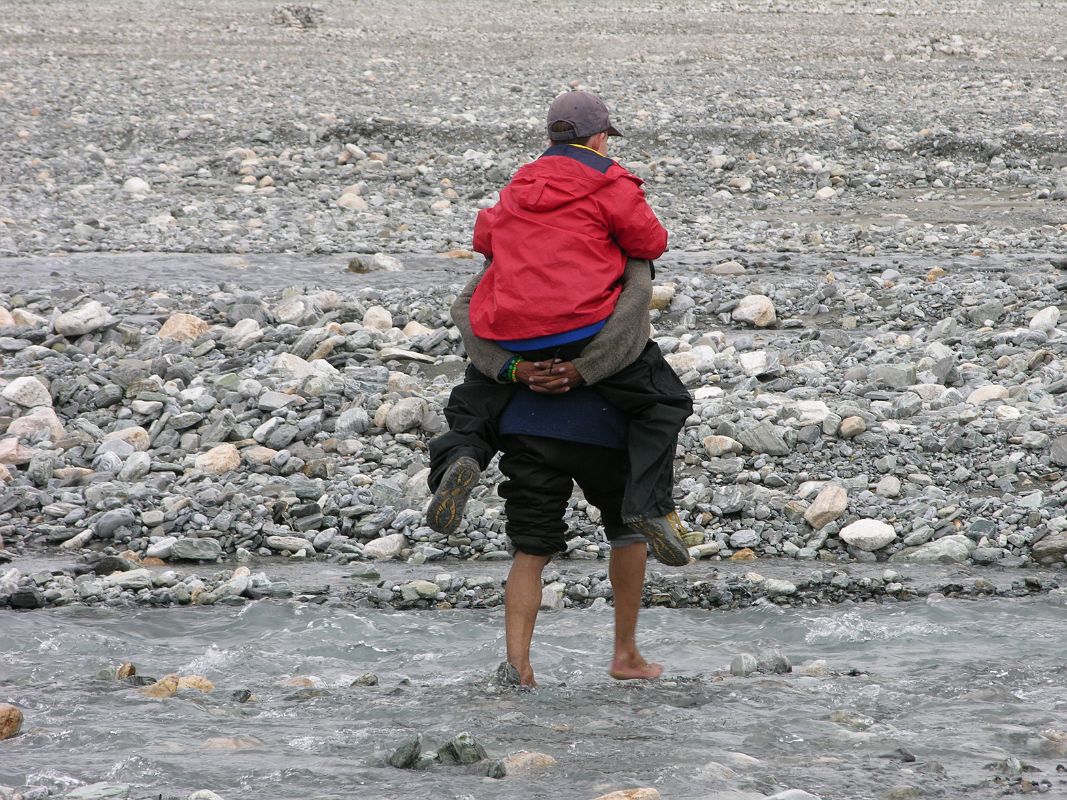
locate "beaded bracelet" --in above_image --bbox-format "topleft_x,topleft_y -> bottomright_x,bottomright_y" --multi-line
506,356 -> 524,383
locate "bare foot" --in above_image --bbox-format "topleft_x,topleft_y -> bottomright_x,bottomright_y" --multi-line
517,665 -> 538,688
609,654 -> 664,681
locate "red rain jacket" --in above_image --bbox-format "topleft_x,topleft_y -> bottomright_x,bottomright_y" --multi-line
469,144 -> 668,340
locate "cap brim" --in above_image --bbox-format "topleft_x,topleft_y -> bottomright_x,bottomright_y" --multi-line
606,125 -> 623,137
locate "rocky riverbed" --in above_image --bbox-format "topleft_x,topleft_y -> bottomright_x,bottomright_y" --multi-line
2,0 -> 1067,797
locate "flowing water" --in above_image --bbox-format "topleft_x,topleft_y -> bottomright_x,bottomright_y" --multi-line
3,596 -> 1067,799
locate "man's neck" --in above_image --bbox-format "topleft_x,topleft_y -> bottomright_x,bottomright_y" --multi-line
567,143 -> 605,157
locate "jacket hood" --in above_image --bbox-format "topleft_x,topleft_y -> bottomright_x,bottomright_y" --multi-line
505,151 -> 633,212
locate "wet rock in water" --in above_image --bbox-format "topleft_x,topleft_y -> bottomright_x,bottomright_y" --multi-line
387,733 -> 423,769
400,579 -> 439,600
188,791 -> 225,800
351,673 -> 379,687
766,791 -> 822,800
730,654 -> 758,677
139,674 -> 180,698
840,519 -> 897,551
499,750 -> 557,776
63,784 -> 131,800
757,649 -> 792,674
491,661 -> 522,687
200,735 -> 264,750
116,662 -> 136,679
592,790 -> 661,800
436,731 -> 488,765
178,675 -> 215,693
231,689 -> 253,703
0,704 -> 23,740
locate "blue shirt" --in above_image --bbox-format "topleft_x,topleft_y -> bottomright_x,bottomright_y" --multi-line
499,385 -> 627,450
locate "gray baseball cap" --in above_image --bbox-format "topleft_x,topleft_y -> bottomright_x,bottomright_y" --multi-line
546,90 -> 623,141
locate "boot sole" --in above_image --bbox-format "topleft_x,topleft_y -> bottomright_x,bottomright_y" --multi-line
626,517 -> 692,567
427,457 -> 480,535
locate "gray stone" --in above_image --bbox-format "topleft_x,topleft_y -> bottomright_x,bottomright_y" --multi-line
763,578 -> 797,596
387,734 -> 422,769
436,731 -> 488,765
266,535 -> 314,555
95,508 -> 137,539
169,537 -> 222,561
64,784 -> 131,800
729,529 -> 759,549
756,649 -> 792,674
737,422 -> 790,456
871,364 -> 916,390
1050,435 -> 1067,468
400,579 -> 439,601
730,653 -> 758,676
897,534 -> 974,564
1033,531 -> 1067,565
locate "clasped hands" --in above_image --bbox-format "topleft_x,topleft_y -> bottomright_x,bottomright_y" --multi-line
514,359 -> 584,394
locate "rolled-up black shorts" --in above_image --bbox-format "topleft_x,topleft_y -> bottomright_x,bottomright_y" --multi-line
498,434 -> 645,557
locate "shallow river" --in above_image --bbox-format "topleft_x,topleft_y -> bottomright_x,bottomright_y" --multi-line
3,596 -> 1066,799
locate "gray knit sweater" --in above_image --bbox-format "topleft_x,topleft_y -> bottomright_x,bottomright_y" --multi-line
450,258 -> 653,385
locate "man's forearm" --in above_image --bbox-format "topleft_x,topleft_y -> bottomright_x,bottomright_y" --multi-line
571,258 -> 653,385
450,265 -> 514,382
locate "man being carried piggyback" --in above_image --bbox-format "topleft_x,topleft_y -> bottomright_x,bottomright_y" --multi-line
427,90 -> 694,566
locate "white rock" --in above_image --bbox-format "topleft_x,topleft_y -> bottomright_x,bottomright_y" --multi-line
967,384 -> 1008,404
650,284 -> 675,311
363,305 -> 393,331
814,186 -> 836,200
0,308 -> 13,327
1030,306 -> 1060,332
791,400 -> 832,426
840,519 -> 897,551
54,300 -> 114,336
195,444 -> 241,475
2,377 -> 52,408
362,533 -> 407,560
158,313 -> 210,342
123,177 -> 150,194
738,351 -> 770,376
875,475 -> 901,497
266,535 -> 315,555
402,320 -> 434,338
731,295 -> 776,328
273,353 -> 316,380
102,568 -> 153,590
804,484 -> 848,530
146,537 -> 178,559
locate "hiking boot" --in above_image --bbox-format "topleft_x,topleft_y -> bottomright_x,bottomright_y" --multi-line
625,510 -> 692,567
427,456 -> 480,534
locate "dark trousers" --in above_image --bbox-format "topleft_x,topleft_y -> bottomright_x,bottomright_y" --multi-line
428,340 -> 693,521
498,434 -> 634,556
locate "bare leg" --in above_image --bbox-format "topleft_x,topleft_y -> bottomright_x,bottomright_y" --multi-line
608,542 -> 663,680
504,552 -> 551,687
